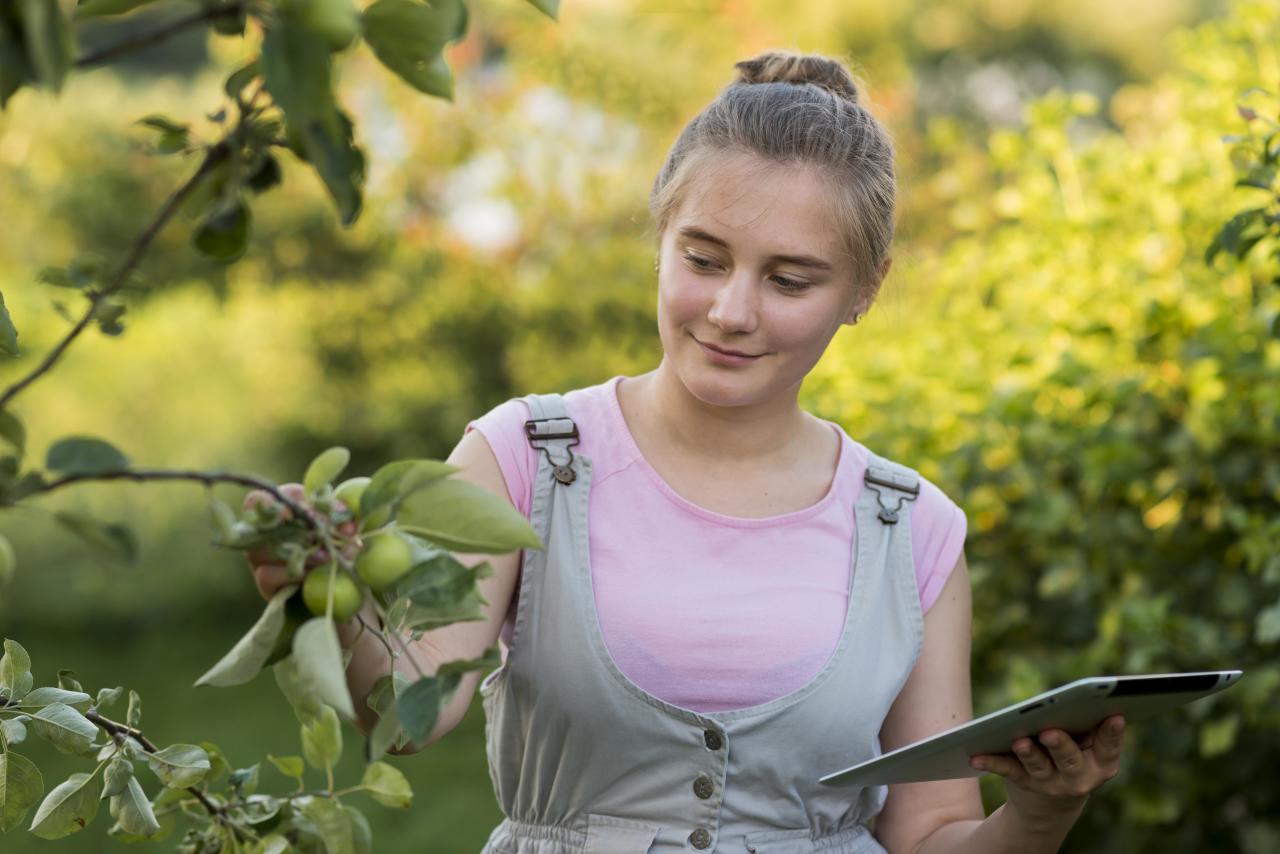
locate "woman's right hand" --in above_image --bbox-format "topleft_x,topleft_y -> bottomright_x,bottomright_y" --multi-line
242,482 -> 303,600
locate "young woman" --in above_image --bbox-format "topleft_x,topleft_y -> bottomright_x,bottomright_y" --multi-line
251,51 -> 1125,854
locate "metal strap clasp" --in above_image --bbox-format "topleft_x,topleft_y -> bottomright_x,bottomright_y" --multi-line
524,418 -> 581,485
864,469 -> 920,525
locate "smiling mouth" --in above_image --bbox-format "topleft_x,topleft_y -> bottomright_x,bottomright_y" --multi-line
695,337 -> 764,358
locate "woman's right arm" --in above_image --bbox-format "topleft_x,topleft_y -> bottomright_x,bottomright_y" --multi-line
247,427 -> 524,751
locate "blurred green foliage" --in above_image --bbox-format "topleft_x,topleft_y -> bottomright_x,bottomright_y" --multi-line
1,0 -> 1275,851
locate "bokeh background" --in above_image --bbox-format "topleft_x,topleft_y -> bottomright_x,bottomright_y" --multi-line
1,0 -> 1278,851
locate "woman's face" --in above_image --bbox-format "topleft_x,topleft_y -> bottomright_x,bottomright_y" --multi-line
656,152 -> 878,409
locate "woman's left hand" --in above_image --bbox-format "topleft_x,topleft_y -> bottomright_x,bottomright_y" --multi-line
968,714 -> 1126,818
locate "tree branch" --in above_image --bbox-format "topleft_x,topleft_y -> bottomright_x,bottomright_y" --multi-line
74,4 -> 247,70
85,709 -> 251,841
34,467 -> 320,533
0,142 -> 231,412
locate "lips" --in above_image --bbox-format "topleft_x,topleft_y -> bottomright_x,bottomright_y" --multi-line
695,337 -> 763,358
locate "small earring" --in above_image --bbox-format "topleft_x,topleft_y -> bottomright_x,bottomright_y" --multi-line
852,311 -> 865,325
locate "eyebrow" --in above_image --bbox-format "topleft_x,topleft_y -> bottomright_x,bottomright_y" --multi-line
676,225 -> 834,272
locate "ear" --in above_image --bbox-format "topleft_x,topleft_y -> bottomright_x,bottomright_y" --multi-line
841,256 -> 892,325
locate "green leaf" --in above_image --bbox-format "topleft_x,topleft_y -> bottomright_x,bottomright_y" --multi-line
224,58 -> 261,99
53,511 -> 137,563
273,656 -> 325,725
95,685 -> 123,709
360,459 -> 457,527
195,586 -> 297,687
396,676 -> 449,743
27,702 -> 98,754
20,686 -> 92,710
0,639 -> 33,702
108,785 -> 182,842
0,751 -> 43,832
0,11 -> 32,111
397,476 -> 542,553
301,704 -> 342,771
229,762 -> 259,795
193,194 -> 252,263
0,717 -> 28,747
266,753 -> 305,784
524,0 -> 559,19
359,761 -> 411,808
345,803 -> 373,854
302,795 -> 355,854
46,436 -> 129,474
304,446 -> 350,495
108,775 -> 159,837
102,753 -> 132,798
435,646 -> 502,678
246,152 -> 283,195
199,741 -> 231,786
0,290 -> 18,355
361,0 -> 463,98
0,410 -> 23,456
18,0 -> 74,93
28,770 -> 102,839
126,689 -> 141,728
386,553 -> 490,630
291,617 -> 356,720
147,744 -> 211,789
262,17 -> 364,225
73,0 -> 163,19
364,671 -> 411,761
55,669 -> 82,693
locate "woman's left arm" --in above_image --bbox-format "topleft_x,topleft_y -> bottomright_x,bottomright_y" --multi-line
872,551 -> 1127,854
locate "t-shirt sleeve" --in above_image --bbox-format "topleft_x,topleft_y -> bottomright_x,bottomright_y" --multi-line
464,397 -> 538,519
910,477 -> 968,615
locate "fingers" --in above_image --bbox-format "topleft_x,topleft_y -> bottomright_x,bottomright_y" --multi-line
1091,715 -> 1126,766
252,563 -> 295,600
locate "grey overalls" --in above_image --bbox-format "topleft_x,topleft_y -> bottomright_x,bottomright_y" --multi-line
479,391 -> 924,854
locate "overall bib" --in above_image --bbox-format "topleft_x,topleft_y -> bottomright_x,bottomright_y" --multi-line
479,392 -> 924,854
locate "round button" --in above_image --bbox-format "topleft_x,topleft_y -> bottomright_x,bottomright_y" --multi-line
693,774 -> 714,799
689,828 -> 712,849
703,729 -> 722,750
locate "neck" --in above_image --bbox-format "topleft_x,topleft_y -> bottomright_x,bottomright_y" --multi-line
623,362 -> 813,465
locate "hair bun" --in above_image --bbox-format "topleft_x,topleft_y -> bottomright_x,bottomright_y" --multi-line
733,51 -> 860,104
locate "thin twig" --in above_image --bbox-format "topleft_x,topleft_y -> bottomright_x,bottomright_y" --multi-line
85,709 -> 242,836
0,143 -> 231,411
74,5 -> 247,70
35,468 -> 318,534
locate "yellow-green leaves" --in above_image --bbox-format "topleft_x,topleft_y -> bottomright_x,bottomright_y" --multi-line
300,705 -> 342,772
304,446 -> 351,495
358,761 -> 411,808
146,744 -> 211,789
397,476 -> 543,553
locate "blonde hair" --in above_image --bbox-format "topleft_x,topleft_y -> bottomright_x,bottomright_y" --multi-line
648,50 -> 897,296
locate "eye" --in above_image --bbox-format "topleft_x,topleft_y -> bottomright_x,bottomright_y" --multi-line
682,252 -> 718,271
772,275 -> 810,292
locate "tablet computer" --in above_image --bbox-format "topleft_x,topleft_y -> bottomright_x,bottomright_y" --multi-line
819,670 -> 1243,788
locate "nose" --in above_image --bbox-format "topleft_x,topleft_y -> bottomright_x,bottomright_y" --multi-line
706,270 -> 759,334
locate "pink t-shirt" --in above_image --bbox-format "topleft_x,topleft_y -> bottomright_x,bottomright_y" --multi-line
465,375 -> 967,713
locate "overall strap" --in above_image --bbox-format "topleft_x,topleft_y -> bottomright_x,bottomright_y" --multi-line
523,392 -> 581,485
862,453 -> 921,525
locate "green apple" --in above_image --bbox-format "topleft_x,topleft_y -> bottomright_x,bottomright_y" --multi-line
302,567 -> 363,621
335,476 -> 391,530
355,532 -> 414,591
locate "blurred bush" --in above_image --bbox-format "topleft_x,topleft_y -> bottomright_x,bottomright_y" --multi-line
808,3 -> 1280,851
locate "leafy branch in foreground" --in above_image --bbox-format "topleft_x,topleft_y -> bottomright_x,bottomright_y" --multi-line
0,0 -> 561,849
